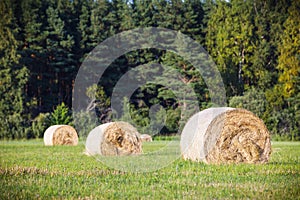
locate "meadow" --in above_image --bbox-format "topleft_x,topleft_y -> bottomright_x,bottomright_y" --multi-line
0,140 -> 299,199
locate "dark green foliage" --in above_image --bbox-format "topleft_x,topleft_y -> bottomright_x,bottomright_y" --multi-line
266,107 -> 299,141
229,88 -> 267,120
29,113 -> 50,139
119,97 -> 131,122
0,0 -> 298,140
73,111 -> 97,138
86,84 -> 111,122
49,102 -> 72,125
229,87 -> 299,141
0,0 -> 29,139
119,95 -> 181,135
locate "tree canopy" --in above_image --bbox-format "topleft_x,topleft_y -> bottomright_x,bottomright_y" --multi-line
0,0 -> 298,140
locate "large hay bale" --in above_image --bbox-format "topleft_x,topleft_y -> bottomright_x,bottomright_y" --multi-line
140,134 -> 152,142
180,107 -> 271,164
43,125 -> 78,146
85,121 -> 142,156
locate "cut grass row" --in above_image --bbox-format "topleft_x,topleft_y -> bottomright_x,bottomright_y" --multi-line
0,140 -> 299,199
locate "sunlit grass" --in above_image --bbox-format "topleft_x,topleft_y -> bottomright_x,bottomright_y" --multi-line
0,140 -> 299,199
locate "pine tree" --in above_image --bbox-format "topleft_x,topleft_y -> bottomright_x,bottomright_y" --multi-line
45,2 -> 76,106
78,0 -> 93,52
108,0 -> 135,33
81,0 -> 110,51
0,0 -> 29,139
20,0 -> 47,114
49,102 -> 73,125
20,0 -> 78,113
132,0 -> 159,27
157,0 -> 204,42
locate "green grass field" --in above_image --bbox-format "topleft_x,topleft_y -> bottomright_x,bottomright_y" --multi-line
0,140 -> 299,199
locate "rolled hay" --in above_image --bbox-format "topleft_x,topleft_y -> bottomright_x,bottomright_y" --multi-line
180,107 -> 271,164
85,121 -> 142,156
43,125 -> 78,146
140,134 -> 152,142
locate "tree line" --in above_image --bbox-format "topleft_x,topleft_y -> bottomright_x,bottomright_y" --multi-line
0,0 -> 299,140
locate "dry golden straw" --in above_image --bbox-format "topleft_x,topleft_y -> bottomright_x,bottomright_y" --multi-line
180,107 -> 271,164
85,121 -> 142,156
140,134 -> 153,142
43,125 -> 78,146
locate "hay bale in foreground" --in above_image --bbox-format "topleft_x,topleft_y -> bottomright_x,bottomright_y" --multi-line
43,125 -> 78,146
180,107 -> 271,164
85,121 -> 142,156
140,134 -> 152,142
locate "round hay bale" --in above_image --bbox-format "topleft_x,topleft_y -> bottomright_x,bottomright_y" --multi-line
43,125 -> 78,146
180,107 -> 271,164
140,134 -> 152,142
85,121 -> 142,156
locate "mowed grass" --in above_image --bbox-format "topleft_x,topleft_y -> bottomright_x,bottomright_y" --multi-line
0,140 -> 299,199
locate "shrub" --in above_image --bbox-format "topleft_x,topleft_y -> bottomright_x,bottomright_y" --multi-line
229,87 -> 267,120
0,113 -> 26,139
229,87 -> 299,141
119,97 -> 181,135
72,111 -> 98,138
30,113 -> 50,139
49,102 -> 73,126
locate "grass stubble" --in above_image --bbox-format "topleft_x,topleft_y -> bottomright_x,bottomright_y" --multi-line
0,140 -> 299,199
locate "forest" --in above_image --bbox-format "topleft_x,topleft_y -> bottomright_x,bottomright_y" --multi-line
0,0 -> 299,140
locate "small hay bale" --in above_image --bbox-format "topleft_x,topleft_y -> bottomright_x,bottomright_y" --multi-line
140,134 -> 152,142
85,121 -> 142,156
180,107 -> 271,164
43,125 -> 78,146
